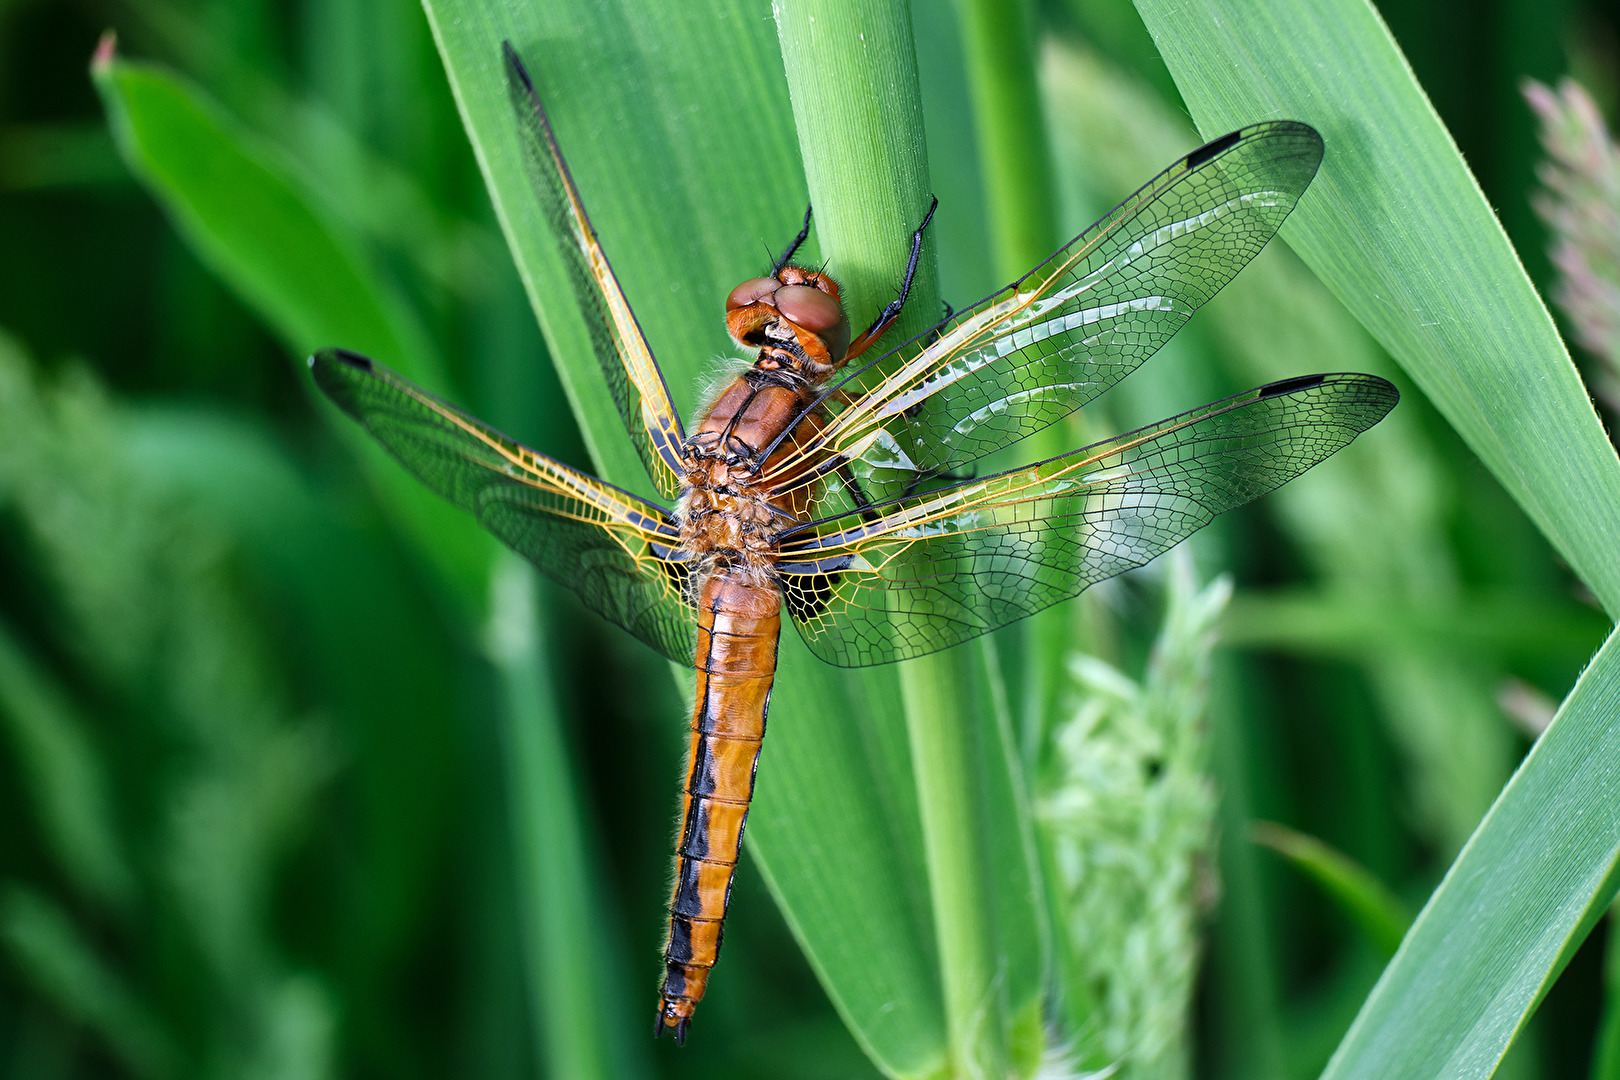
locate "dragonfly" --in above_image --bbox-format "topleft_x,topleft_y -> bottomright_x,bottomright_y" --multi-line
310,43 -> 1397,1043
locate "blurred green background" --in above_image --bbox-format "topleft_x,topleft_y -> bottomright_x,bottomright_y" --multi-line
0,0 -> 1617,1077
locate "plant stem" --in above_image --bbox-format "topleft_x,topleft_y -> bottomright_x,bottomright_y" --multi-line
775,3 -> 1007,1075
487,554 -> 637,1080
773,0 -> 939,335
956,0 -> 1057,284
899,658 -> 1007,1080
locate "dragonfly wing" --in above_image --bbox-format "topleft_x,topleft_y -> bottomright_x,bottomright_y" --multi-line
776,372 -> 1396,667
312,348 -> 696,664
764,122 -> 1324,500
505,43 -> 687,500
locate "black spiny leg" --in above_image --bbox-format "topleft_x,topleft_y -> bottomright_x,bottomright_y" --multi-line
846,195 -> 939,360
772,202 -> 814,276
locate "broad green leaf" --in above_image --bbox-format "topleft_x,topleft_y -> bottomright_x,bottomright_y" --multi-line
1315,621 -> 1620,1077
1133,0 -> 1620,619
419,2 -> 948,1073
1252,822 -> 1411,959
93,48 -> 437,380
92,46 -> 491,607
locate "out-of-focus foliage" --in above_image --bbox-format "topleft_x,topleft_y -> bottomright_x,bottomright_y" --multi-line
1,0 -> 1617,1078
1528,77 -> 1620,414
1037,552 -> 1226,1079
0,332 -> 338,1077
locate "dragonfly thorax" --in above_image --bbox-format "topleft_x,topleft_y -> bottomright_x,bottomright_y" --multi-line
677,482 -> 779,581
678,364 -> 829,583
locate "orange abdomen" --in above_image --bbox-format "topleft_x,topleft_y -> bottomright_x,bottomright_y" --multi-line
657,569 -> 780,1039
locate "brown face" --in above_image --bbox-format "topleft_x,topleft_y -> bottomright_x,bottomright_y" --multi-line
724,267 -> 852,373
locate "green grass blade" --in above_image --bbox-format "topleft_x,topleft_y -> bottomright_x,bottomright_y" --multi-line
1133,0 -> 1620,618
1306,622 -> 1620,1076
92,46 -> 492,607
1222,591 -> 1606,665
1252,822 -> 1411,959
92,47 -> 440,383
420,2 -> 952,1073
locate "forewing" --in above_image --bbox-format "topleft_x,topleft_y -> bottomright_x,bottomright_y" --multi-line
762,122 -> 1324,503
776,373 -> 1396,667
505,43 -> 686,500
311,348 -> 696,664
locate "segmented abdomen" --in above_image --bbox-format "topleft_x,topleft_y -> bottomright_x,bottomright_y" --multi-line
656,569 -> 780,1041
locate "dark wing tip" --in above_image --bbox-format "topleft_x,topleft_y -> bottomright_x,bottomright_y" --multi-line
309,347 -> 377,417
328,347 -> 374,373
1185,129 -> 1243,170
1185,120 -> 1325,175
1259,372 -> 1328,397
503,40 -> 535,91
1258,372 -> 1400,422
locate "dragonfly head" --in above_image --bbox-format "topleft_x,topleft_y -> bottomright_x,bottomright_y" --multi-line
725,266 -> 852,379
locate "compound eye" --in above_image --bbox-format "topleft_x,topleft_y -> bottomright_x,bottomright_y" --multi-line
776,284 -> 845,334
776,284 -> 851,360
726,277 -> 780,311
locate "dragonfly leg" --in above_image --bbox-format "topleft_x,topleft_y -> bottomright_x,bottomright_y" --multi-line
772,202 -> 814,276
846,196 -> 940,360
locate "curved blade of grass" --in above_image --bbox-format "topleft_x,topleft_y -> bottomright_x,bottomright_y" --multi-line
419,2 -> 950,1073
1222,591 -> 1607,665
1310,622 -> 1620,1077
1133,0 -> 1620,619
1252,822 -> 1411,959
91,46 -> 491,608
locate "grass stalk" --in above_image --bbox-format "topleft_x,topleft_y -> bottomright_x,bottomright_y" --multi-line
899,660 -> 1008,1079
955,0 -> 1058,283
775,3 -> 1007,1075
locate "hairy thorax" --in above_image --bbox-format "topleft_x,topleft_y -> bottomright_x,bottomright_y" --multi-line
677,368 -> 826,587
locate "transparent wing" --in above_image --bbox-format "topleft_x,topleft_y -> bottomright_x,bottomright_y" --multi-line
761,121 -> 1325,510
775,373 -> 1396,668
505,42 -> 687,500
312,348 -> 696,664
